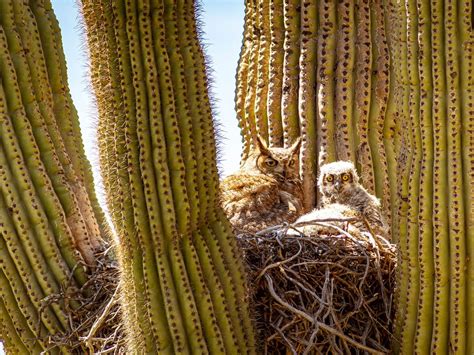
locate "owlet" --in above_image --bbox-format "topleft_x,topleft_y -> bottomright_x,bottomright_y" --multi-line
317,161 -> 388,236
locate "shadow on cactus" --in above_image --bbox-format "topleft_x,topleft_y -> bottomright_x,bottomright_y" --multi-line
0,0 -> 473,354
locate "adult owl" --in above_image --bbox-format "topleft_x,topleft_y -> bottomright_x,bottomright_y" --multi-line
220,136 -> 303,234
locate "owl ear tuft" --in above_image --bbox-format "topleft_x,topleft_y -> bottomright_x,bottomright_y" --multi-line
290,137 -> 302,154
256,135 -> 270,155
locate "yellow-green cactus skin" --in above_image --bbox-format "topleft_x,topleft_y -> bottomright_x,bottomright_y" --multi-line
81,0 -> 255,353
0,0 -> 107,352
236,0 -> 473,353
0,0 -> 473,354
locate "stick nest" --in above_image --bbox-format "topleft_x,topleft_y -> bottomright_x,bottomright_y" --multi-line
48,246 -> 125,354
238,221 -> 397,354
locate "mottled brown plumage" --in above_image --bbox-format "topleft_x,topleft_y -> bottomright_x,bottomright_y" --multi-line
220,136 -> 303,233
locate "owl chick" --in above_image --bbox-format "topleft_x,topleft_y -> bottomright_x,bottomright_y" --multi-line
318,161 -> 388,236
288,203 -> 364,237
220,136 -> 303,234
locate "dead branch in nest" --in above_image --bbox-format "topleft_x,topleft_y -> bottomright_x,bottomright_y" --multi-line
238,222 -> 397,354
45,245 -> 125,354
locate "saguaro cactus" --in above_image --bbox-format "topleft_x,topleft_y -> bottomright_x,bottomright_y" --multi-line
80,0 -> 255,353
0,0 -> 107,352
236,0 -> 473,353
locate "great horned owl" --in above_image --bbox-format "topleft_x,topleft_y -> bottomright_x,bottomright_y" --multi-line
318,161 -> 388,236
220,136 -> 303,233
289,203 -> 365,236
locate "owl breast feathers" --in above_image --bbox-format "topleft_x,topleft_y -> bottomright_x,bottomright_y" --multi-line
317,161 -> 389,236
220,136 -> 303,234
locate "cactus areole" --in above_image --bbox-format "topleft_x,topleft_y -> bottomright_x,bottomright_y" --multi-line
237,0 -> 473,353
0,0 -> 472,354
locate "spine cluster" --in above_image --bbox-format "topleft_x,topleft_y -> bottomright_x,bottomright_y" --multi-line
81,0 -> 255,353
236,0 -> 473,353
0,0 -> 106,352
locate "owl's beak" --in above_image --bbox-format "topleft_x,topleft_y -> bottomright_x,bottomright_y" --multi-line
334,182 -> 342,192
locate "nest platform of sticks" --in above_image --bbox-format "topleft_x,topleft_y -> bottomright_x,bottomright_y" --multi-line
238,219 -> 397,354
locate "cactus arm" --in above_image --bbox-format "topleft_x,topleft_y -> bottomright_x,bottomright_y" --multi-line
381,0 -> 399,240
281,0 -> 300,146
0,21 -> 99,265
161,0 -> 200,230
459,1 -> 474,352
80,1 -> 161,351
398,0 -> 422,351
366,0 -> 391,216
82,0 -> 256,352
190,231 -> 239,351
371,1 -> 392,225
28,0 -> 108,241
334,0 -> 355,161
147,0 -> 217,351
254,0 -> 270,142
390,0 -> 413,346
413,0 -> 435,352
0,296 -> 35,354
0,210 -> 61,340
316,0 -> 337,164
183,233 -> 230,353
123,0 -> 197,351
0,143 -> 69,332
243,0 -> 260,149
445,1 -> 467,352
0,91 -> 85,286
267,0 -> 284,146
181,4 -> 256,341
298,0 -> 318,210
161,1 -> 243,351
354,0 -> 375,193
0,268 -> 49,352
0,121 -> 72,291
235,0 -> 254,158
430,0 -> 450,352
28,0 -> 106,233
178,1 -> 256,350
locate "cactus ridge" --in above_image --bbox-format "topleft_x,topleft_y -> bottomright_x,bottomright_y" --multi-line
237,0 -> 473,353
235,0 -> 254,159
413,0 -> 435,352
459,1 -> 474,353
82,0 -> 256,352
267,0 -> 284,146
0,0 -> 108,350
298,0 -> 318,210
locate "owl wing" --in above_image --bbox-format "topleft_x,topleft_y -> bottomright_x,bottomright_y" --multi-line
220,173 -> 280,215
220,173 -> 302,233
360,197 -> 389,236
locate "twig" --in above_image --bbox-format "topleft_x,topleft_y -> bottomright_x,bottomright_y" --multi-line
80,285 -> 120,351
265,274 -> 385,354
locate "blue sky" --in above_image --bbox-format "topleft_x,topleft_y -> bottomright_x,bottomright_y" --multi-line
52,0 -> 244,182
0,3 -> 244,351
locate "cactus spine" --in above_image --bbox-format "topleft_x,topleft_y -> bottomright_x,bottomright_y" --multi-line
0,0 -> 107,352
236,0 -> 474,353
81,0 -> 255,352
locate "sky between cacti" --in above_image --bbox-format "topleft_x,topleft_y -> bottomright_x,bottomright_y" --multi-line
51,0 -> 244,210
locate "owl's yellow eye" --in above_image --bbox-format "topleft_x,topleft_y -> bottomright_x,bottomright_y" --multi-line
265,158 -> 278,167
326,175 -> 334,182
342,173 -> 351,181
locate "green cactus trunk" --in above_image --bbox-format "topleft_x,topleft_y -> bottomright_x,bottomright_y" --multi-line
80,0 -> 255,353
236,0 -> 474,353
0,0 -> 108,352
